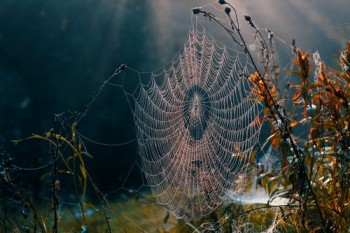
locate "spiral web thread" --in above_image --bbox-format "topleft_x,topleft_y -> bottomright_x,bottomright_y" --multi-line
115,27 -> 262,221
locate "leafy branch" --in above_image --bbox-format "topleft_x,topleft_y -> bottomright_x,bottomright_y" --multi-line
193,1 -> 350,231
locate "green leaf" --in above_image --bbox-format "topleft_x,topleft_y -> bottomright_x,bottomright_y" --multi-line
80,163 -> 87,181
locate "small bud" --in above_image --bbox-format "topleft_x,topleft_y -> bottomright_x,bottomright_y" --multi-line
218,0 -> 226,4
244,14 -> 255,27
244,15 -> 251,22
224,7 -> 231,15
192,7 -> 201,15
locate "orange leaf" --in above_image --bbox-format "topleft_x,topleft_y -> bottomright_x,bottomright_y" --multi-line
290,121 -> 300,127
271,134 -> 280,148
302,107 -> 307,117
292,91 -> 302,101
309,127 -> 318,140
290,85 -> 301,89
251,117 -> 265,126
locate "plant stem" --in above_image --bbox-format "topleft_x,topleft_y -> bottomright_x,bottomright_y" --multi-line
51,119 -> 60,233
196,6 -> 326,230
77,64 -> 127,123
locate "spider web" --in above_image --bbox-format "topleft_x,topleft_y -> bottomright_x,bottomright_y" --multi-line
113,26 -> 263,221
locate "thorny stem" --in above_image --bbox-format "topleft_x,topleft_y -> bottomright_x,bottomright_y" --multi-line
195,4 -> 327,230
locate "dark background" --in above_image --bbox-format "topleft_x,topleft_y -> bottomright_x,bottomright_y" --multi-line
0,0 -> 349,196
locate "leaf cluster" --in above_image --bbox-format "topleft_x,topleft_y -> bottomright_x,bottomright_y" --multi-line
248,42 -> 350,232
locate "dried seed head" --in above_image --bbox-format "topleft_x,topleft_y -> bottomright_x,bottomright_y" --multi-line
244,15 -> 255,28
192,7 -> 201,15
224,7 -> 231,15
244,15 -> 251,21
218,0 -> 226,4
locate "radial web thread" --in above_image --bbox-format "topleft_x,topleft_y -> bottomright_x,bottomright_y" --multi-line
115,28 -> 262,221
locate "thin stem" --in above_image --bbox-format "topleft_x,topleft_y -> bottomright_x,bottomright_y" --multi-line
197,10 -> 243,48
225,2 -> 239,30
51,124 -> 60,233
196,5 -> 326,230
77,64 -> 126,124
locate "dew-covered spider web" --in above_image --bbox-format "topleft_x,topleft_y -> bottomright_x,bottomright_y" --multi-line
110,26 -> 263,221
